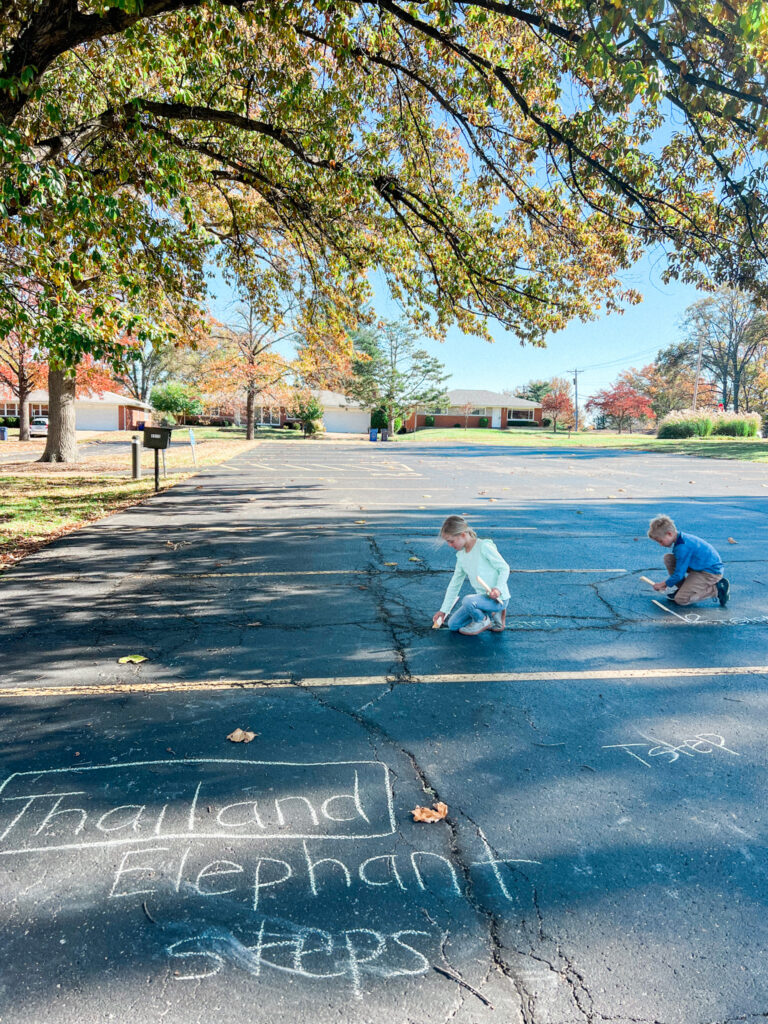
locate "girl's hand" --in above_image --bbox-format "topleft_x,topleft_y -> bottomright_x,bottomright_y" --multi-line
433,611 -> 446,626
489,587 -> 501,600
652,581 -> 667,592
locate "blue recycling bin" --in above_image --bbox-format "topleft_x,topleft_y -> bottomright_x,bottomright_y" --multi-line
0,427 -> 8,441
369,428 -> 378,442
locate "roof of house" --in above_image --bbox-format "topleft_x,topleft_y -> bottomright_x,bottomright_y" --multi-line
0,389 -> 152,410
314,389 -> 366,410
446,389 -> 541,409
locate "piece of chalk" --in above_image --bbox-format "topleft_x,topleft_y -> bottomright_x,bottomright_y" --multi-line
639,576 -> 655,586
477,575 -> 502,603
652,598 -> 687,621
432,621 -> 441,629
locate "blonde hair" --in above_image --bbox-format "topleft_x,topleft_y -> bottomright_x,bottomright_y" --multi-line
440,515 -> 477,540
648,514 -> 676,539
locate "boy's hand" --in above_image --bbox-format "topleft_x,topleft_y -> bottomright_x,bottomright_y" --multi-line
489,587 -> 501,601
432,611 -> 446,627
652,581 -> 667,592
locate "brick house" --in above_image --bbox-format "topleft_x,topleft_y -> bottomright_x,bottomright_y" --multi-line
404,389 -> 542,431
0,388 -> 152,430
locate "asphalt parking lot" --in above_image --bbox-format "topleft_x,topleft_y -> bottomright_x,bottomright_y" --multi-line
1,440 -> 766,1024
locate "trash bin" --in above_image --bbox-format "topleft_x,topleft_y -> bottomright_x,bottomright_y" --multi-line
369,428 -> 378,442
380,429 -> 388,442
0,427 -> 7,441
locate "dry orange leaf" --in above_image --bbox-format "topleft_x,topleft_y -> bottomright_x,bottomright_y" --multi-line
118,654 -> 148,664
409,556 -> 421,562
728,537 -> 738,544
384,561 -> 398,566
227,728 -> 257,743
412,801 -> 448,823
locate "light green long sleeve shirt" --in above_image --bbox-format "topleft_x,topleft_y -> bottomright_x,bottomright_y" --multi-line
439,538 -> 511,614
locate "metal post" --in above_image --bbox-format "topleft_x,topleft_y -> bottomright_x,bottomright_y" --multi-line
131,435 -> 141,479
161,449 -> 167,478
692,334 -> 703,411
154,449 -> 160,492
569,369 -> 582,432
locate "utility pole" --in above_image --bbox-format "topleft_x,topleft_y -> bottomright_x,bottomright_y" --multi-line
691,334 -> 703,411
569,369 -> 582,432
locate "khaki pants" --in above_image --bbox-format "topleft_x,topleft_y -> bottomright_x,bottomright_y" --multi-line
663,553 -> 722,606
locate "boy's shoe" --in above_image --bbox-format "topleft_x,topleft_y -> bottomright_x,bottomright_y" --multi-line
489,612 -> 505,632
666,588 -> 679,602
459,615 -> 492,636
717,578 -> 730,607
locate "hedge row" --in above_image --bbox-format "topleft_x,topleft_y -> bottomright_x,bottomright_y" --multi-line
657,409 -> 760,439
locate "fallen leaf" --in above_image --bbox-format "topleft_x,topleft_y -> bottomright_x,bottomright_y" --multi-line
418,505 -> 426,509
384,562 -> 398,566
689,480 -> 695,484
412,802 -> 448,823
118,654 -> 148,664
227,728 -> 257,743
728,537 -> 738,544
576,510 -> 583,515
354,520 -> 367,524
409,556 -> 421,562
246,621 -> 263,627
488,498 -> 497,502
422,494 -> 432,497
618,488 -> 625,492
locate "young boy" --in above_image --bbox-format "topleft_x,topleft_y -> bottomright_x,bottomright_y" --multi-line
647,514 -> 730,607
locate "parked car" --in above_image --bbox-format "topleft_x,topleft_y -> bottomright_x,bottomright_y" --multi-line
29,417 -> 49,437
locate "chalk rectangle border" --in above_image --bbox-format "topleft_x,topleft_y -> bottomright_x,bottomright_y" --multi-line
0,758 -> 397,854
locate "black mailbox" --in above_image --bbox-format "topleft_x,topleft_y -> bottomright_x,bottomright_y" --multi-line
143,426 -> 173,450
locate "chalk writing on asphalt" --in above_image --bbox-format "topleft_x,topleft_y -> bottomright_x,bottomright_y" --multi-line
0,759 -> 534,999
602,732 -> 739,768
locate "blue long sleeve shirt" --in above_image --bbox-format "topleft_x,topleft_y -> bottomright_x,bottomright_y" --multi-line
665,531 -> 724,588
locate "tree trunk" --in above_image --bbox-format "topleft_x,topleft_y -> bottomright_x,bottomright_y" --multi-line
246,386 -> 256,440
40,367 -> 78,463
18,385 -> 30,441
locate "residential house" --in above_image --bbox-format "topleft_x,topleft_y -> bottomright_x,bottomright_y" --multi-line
404,389 -> 542,431
0,388 -> 153,430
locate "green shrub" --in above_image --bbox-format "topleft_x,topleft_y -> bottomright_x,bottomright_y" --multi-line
478,416 -> 489,428
541,417 -> 552,427
393,416 -> 403,433
453,422 -> 462,427
370,408 -> 388,430
657,420 -> 695,438
424,414 -> 435,427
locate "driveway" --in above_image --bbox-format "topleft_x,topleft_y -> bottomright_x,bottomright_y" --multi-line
0,442 -> 766,1023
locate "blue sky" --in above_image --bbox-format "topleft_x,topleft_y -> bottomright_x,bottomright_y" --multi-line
207,244 -> 704,402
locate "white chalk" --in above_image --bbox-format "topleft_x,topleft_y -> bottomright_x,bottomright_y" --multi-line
652,599 -> 688,622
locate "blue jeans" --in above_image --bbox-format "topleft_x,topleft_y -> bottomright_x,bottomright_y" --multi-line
448,593 -> 509,632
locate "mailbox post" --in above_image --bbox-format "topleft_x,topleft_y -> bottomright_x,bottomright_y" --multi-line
142,426 -> 173,492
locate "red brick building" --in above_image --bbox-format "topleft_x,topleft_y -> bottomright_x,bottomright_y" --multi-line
404,389 -> 542,431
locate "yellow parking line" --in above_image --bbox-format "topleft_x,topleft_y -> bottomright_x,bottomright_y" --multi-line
0,665 -> 764,699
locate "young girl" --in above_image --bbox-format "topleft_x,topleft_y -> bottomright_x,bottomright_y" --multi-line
432,515 -> 510,635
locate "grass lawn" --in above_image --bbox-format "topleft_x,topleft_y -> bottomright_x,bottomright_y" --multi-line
0,435 -> 258,571
397,427 -> 768,461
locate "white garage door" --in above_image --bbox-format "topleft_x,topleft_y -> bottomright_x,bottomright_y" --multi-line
322,407 -> 371,434
76,404 -> 119,431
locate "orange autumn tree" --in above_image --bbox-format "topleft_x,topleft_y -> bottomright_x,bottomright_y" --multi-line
0,328 -> 46,440
201,303 -> 296,438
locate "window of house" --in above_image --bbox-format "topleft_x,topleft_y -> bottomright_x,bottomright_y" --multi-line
508,409 -> 534,421
470,407 -> 486,416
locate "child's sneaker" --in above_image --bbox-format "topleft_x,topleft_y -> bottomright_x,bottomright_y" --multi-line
459,615 -> 491,636
489,612 -> 505,632
717,578 -> 730,607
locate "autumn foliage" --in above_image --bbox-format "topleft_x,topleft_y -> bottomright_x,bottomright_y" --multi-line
586,382 -> 654,433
